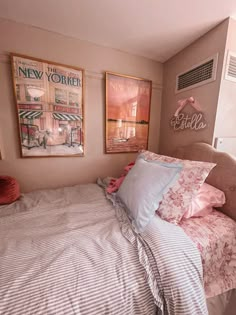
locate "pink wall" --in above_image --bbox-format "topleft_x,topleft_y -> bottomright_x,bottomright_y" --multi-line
214,18 -> 236,141
160,19 -> 229,156
0,18 -> 163,192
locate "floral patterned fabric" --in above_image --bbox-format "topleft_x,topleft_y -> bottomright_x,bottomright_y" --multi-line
180,210 -> 236,298
140,151 -> 216,224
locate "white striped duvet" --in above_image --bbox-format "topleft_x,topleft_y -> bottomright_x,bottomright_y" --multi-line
0,184 -> 207,314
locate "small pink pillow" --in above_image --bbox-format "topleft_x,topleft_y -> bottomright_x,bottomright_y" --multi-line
0,176 -> 20,205
140,150 -> 216,224
184,183 -> 226,218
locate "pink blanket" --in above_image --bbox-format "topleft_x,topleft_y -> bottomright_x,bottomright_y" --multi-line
106,162 -> 135,193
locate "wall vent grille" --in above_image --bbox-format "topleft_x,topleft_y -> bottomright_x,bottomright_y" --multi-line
175,54 -> 218,93
225,51 -> 236,82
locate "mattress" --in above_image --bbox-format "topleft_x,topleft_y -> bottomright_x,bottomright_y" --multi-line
180,210 -> 236,298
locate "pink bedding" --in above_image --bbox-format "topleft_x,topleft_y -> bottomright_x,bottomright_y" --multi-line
180,210 -> 236,298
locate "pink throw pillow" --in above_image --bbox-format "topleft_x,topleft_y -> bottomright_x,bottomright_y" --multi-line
140,151 -> 216,224
184,183 -> 226,218
0,176 -> 20,205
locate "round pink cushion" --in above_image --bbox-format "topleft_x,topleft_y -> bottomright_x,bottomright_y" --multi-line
0,176 -> 20,205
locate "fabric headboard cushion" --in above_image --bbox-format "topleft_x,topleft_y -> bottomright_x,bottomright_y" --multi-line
173,142 -> 236,221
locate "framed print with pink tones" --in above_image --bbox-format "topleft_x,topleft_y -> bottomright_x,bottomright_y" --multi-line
105,72 -> 152,153
11,53 -> 84,158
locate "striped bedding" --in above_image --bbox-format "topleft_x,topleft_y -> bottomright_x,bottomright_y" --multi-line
0,183 -> 207,315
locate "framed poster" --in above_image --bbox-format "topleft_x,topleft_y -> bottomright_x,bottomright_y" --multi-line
11,53 -> 84,157
105,72 -> 152,153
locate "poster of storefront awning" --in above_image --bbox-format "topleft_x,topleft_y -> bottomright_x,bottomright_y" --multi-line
52,113 -> 82,121
10,53 -> 84,157
19,110 -> 43,120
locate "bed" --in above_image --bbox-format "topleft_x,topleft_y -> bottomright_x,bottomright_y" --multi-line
0,142 -> 235,315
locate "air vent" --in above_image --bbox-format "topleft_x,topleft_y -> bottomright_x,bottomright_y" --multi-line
225,51 -> 236,82
176,54 -> 218,93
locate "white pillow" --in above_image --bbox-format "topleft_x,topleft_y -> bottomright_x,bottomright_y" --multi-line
117,156 -> 183,232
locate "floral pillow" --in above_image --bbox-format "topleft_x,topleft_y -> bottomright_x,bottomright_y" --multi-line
140,151 -> 216,224
184,182 -> 226,218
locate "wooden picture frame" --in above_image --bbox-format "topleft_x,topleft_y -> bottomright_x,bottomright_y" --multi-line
11,53 -> 84,157
105,72 -> 152,153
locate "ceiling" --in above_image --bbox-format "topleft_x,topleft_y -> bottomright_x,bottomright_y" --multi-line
1,0 -> 236,62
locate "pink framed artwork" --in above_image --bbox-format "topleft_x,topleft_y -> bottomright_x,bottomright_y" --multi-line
105,72 -> 152,153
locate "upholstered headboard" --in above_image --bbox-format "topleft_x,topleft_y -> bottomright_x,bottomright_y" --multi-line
174,142 -> 236,221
